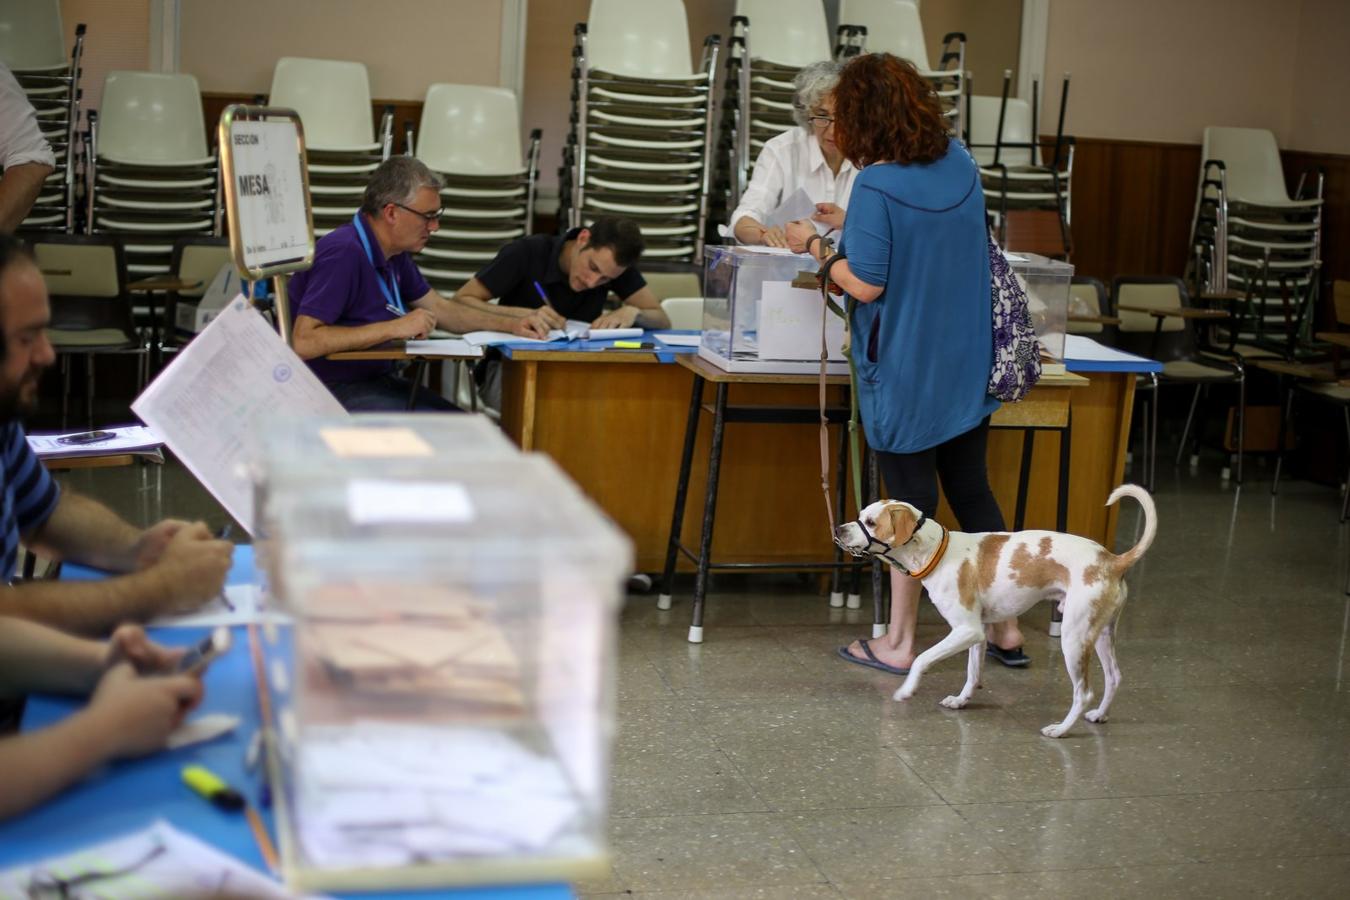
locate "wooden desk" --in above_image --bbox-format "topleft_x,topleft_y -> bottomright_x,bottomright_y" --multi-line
500,351 -> 1133,581
326,341 -> 481,361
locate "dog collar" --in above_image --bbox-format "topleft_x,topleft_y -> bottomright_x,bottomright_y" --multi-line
905,524 -> 949,580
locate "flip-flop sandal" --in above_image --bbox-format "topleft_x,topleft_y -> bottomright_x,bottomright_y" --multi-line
836,638 -> 910,676
986,644 -> 1031,667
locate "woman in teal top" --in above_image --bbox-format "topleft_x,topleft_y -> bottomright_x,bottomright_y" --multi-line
787,53 -> 1028,676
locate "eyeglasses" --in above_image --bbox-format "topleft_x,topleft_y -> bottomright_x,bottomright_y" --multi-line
392,203 -> 443,223
807,115 -> 835,128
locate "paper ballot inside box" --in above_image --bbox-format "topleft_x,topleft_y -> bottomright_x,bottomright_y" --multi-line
759,280 -> 847,362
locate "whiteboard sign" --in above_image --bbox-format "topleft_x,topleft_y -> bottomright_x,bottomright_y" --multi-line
221,112 -> 314,275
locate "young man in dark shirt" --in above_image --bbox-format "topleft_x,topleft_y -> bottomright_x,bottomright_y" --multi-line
451,216 -> 670,330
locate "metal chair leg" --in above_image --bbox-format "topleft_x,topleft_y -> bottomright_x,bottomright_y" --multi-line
1342,405 -> 1350,524
1175,384 -> 1202,466
1273,384 -> 1294,496
1234,375 -> 1245,484
85,354 -> 95,427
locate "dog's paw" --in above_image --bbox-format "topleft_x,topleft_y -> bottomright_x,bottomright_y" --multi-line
1040,723 -> 1069,738
892,686 -> 915,702
1085,709 -> 1108,723
939,695 -> 968,710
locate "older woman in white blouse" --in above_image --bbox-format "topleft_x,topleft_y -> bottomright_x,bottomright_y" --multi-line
730,60 -> 856,248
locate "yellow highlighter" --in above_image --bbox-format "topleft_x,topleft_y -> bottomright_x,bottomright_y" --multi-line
182,764 -> 245,811
612,341 -> 655,349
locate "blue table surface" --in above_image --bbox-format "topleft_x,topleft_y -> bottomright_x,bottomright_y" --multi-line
1,545 -> 572,900
497,328 -> 699,363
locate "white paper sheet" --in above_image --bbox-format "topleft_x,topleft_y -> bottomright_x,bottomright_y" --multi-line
462,330 -> 566,347
759,280 -> 846,362
0,819 -> 311,898
150,584 -> 289,628
1063,334 -> 1154,365
346,480 -> 475,525
131,297 -> 346,534
652,332 -> 702,347
764,187 -> 818,228
403,338 -> 484,358
27,425 -> 164,459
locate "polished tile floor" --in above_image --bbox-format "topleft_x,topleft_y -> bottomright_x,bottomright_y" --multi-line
61,458 -> 1350,899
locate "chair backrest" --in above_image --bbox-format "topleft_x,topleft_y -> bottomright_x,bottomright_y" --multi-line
31,234 -> 125,298
171,236 -> 231,299
660,296 -> 704,329
1067,276 -> 1109,337
270,57 -> 374,151
1333,279 -> 1350,328
838,0 -> 930,70
967,95 -> 1035,167
98,72 -> 208,164
736,0 -> 831,67
645,271 -> 701,300
1201,126 -> 1290,205
417,84 -> 522,176
587,0 -> 693,78
1112,277 -> 1195,363
0,0 -> 66,71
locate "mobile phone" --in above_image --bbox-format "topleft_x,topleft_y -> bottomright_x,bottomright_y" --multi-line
56,430 -> 114,446
177,627 -> 232,675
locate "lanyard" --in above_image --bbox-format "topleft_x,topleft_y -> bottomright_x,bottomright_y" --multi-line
352,213 -> 404,315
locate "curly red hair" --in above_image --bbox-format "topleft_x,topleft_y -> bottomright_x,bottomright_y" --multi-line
832,53 -> 949,167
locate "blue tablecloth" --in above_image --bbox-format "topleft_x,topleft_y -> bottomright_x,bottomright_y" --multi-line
1,546 -> 572,900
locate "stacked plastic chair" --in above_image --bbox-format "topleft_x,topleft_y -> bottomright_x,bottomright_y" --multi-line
411,84 -> 540,295
1187,126 -> 1324,358
0,0 -> 84,232
85,72 -> 220,278
967,72 -> 1074,250
270,57 -> 392,238
561,0 -> 720,263
837,0 -> 966,136
714,0 -> 833,230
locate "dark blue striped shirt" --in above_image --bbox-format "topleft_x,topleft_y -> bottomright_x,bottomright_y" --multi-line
2,422 -> 60,582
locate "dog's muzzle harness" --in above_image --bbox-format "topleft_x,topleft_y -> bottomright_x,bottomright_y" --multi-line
836,513 -> 949,578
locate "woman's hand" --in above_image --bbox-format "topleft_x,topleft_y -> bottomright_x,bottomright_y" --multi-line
103,625 -> 184,676
812,202 -> 846,231
785,220 -> 819,255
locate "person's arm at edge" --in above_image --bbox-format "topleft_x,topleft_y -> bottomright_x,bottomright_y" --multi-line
786,220 -> 884,302
416,288 -> 553,338
0,162 -> 55,233
0,615 -> 104,695
291,312 -> 433,359
23,491 -> 145,573
592,285 -> 670,329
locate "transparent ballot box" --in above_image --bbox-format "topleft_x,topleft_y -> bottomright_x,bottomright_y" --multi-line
250,413 -> 516,535
254,450 -> 632,891
699,244 -> 849,375
1005,252 -> 1071,361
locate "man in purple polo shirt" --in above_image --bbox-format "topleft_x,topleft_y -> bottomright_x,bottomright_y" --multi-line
289,157 -> 552,411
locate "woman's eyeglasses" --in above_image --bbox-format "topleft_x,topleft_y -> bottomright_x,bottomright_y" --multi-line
807,115 -> 835,128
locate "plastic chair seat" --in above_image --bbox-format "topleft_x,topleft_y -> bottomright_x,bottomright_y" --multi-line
95,216 -> 214,232
48,328 -> 139,349
584,197 -> 699,215
270,57 -> 376,151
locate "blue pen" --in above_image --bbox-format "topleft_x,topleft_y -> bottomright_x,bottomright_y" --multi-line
532,280 -> 556,311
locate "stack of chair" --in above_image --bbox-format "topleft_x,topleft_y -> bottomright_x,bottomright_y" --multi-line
412,84 -> 541,296
715,0 -> 833,231
1187,126 -> 1324,359
967,72 -> 1074,253
269,57 -> 392,238
837,0 -> 966,136
0,0 -> 84,232
85,72 -> 220,279
561,0 -> 720,263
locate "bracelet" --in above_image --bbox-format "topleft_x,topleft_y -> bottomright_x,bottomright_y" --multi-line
805,233 -> 823,257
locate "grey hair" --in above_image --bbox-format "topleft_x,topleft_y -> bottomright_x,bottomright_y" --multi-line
360,156 -> 443,216
792,60 -> 843,128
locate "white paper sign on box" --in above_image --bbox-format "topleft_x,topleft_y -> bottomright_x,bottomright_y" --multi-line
758,280 -> 846,362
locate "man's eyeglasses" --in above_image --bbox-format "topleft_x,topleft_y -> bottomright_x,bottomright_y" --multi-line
807,115 -> 835,128
393,203 -> 443,223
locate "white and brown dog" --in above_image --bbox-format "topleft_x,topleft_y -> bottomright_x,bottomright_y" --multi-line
834,484 -> 1156,738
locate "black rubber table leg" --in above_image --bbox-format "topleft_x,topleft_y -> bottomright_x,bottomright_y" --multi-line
689,381 -> 729,643
1049,414 -> 1071,637
405,360 -> 427,410
659,373 -> 705,611
829,424 -> 849,608
1013,430 -> 1035,531
867,450 -> 886,638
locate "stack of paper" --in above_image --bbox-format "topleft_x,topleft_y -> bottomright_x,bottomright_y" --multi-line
27,424 -> 164,460
463,320 -> 643,346
295,725 -> 585,866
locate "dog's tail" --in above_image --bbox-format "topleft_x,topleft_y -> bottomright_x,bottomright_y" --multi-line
1106,483 -> 1156,571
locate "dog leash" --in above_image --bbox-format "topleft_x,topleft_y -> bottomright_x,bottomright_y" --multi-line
801,248 -> 863,536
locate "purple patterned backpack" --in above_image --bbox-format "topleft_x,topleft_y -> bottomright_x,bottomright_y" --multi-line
986,232 -> 1042,402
